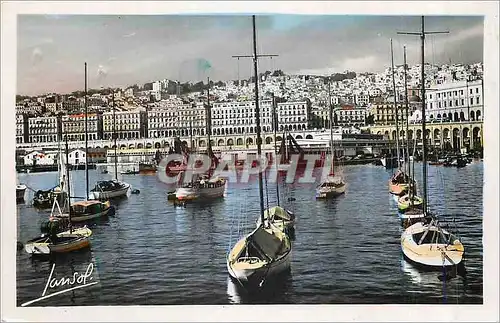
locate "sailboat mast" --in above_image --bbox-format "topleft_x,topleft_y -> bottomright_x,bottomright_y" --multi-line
112,89 -> 118,180
84,62 -> 89,200
65,132 -> 72,233
403,46 -> 412,199
328,79 -> 334,175
420,17 -> 428,214
272,93 -> 280,206
206,77 -> 212,164
252,15 -> 265,226
390,39 -> 401,169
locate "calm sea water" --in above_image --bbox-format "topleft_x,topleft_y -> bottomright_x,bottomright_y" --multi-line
16,162 -> 483,305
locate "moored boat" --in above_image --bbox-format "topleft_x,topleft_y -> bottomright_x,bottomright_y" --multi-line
227,224 -> 292,285
89,180 -> 130,200
399,16 -> 466,272
16,184 -> 27,201
316,175 -> 346,199
316,80 -> 346,200
139,162 -> 157,174
52,200 -> 113,222
389,169 -> 410,195
398,194 -> 424,213
227,17 -> 292,287
175,174 -> 226,201
401,220 -> 464,268
24,233 -> 91,255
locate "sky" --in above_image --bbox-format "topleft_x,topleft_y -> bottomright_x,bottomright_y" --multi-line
17,15 -> 484,96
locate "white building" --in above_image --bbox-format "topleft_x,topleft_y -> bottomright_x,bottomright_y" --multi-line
425,79 -> 483,122
16,113 -> 28,144
334,105 -> 368,127
103,109 -> 144,140
23,150 -> 57,166
62,113 -> 100,141
67,149 -> 87,166
28,116 -> 59,144
276,100 -> 309,132
211,100 -> 274,136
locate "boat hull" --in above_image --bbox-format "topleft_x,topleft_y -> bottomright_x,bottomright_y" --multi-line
389,181 -> 409,196
53,203 -> 112,222
316,184 -> 346,199
398,195 -> 424,212
227,249 -> 291,285
401,222 -> 464,268
25,235 -> 91,255
175,184 -> 225,201
90,184 -> 130,200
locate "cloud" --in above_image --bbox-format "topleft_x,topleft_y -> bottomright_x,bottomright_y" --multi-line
17,15 -> 484,96
31,47 -> 43,65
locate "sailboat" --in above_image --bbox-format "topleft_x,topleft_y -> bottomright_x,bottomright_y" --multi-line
400,17 -> 464,269
25,139 -> 93,255
53,63 -> 113,222
175,78 -> 226,201
388,39 -> 411,197
227,16 -> 292,286
397,45 -> 424,215
256,93 -> 296,233
32,149 -> 68,209
316,79 -> 346,199
90,88 -> 130,199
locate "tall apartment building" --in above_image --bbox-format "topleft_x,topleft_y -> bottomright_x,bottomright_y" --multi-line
16,113 -> 29,144
62,113 -> 102,141
28,116 -> 60,143
102,109 -> 145,140
425,79 -> 483,122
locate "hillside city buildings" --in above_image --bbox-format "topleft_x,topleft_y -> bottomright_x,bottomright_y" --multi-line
15,62 -> 483,148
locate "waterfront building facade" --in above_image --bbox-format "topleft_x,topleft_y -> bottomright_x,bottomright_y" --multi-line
425,79 -> 483,122
334,105 -> 368,127
102,109 -> 145,140
16,113 -> 29,144
27,116 -> 60,144
62,113 -> 101,141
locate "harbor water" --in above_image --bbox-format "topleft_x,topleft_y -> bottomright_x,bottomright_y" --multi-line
16,162 -> 483,305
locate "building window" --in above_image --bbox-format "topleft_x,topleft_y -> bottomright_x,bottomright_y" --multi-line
455,100 -> 458,106
476,97 -> 480,104
470,98 -> 474,105
461,99 -> 465,105
476,88 -> 479,94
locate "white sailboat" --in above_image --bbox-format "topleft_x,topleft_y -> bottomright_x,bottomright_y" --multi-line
174,78 -> 226,201
399,16 -> 464,269
53,63 -> 113,223
397,45 -> 424,217
227,16 -> 292,286
316,79 -> 346,199
257,94 -> 296,233
90,88 -> 130,200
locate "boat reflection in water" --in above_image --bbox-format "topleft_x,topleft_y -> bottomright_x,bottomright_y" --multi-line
226,272 -> 293,304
